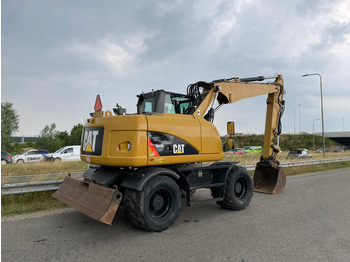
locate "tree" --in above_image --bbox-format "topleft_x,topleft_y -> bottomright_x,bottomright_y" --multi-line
26,140 -> 34,148
1,102 -> 20,151
57,131 -> 69,146
69,124 -> 83,145
36,123 -> 63,152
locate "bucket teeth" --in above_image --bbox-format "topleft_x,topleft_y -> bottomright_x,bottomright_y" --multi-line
52,176 -> 122,225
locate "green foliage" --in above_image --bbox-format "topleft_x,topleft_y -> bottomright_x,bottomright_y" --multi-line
57,131 -> 69,146
35,123 -> 83,152
36,123 -> 63,152
1,102 -> 20,151
69,124 -> 83,145
26,140 -> 34,148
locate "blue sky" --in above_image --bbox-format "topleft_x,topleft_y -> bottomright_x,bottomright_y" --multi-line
2,0 -> 350,136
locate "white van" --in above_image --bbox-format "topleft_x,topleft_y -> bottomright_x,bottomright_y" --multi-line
45,145 -> 81,162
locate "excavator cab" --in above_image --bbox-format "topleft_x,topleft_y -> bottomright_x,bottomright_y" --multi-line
136,90 -> 195,115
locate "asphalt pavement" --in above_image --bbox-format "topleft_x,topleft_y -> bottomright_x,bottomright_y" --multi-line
2,168 -> 350,262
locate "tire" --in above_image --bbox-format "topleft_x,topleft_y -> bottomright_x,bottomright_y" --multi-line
123,175 -> 181,232
211,166 -> 253,210
55,158 -> 62,162
17,159 -> 24,163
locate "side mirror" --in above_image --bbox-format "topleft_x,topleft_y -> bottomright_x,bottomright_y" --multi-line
227,121 -> 235,135
227,121 -> 235,150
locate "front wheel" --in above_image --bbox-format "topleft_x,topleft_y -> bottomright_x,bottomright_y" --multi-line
211,166 -> 253,210
123,176 -> 181,232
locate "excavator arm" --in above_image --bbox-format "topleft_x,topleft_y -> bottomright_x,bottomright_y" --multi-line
190,74 -> 286,194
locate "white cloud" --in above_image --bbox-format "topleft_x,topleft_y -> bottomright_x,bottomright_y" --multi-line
102,42 -> 133,73
2,0 -> 350,136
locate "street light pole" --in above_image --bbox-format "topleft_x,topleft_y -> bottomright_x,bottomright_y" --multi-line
299,104 -> 301,133
313,119 -> 320,148
302,73 -> 326,157
294,109 -> 296,134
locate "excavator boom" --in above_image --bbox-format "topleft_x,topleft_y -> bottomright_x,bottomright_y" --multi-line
191,75 -> 286,193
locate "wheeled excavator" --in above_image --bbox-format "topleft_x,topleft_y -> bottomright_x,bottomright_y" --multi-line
53,74 -> 286,231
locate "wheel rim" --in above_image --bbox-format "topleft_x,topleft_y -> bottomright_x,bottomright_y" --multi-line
149,188 -> 172,219
234,177 -> 248,199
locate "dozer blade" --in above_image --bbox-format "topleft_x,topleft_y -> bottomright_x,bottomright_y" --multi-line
253,162 -> 286,194
52,176 -> 122,225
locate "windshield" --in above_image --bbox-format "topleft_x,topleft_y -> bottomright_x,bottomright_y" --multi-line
54,147 -> 66,153
290,150 -> 302,154
242,146 -> 250,150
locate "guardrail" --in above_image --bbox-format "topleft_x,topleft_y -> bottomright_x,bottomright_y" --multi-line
2,157 -> 350,195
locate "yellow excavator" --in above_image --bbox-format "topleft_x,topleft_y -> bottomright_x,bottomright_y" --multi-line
53,74 -> 286,231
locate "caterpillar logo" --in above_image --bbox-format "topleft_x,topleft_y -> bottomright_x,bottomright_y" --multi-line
147,131 -> 199,156
83,130 -> 99,152
82,127 -> 104,156
173,144 -> 185,154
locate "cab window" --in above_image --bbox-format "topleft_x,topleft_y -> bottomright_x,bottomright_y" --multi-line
164,94 -> 176,113
165,93 -> 192,114
142,97 -> 155,113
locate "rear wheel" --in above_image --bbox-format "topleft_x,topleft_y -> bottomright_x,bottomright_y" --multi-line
211,166 -> 253,210
123,175 -> 181,232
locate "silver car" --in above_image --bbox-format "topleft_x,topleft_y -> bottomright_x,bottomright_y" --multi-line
286,149 -> 312,159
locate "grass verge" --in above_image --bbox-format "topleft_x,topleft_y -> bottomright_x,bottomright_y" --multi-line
2,191 -> 68,217
2,161 -> 350,217
1,161 -> 87,177
281,161 -> 350,176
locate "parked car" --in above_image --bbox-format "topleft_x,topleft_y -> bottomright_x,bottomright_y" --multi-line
12,150 -> 49,163
286,149 -> 312,159
315,148 -> 327,153
242,146 -> 262,153
1,150 -> 13,165
44,145 -> 81,162
225,148 -> 245,154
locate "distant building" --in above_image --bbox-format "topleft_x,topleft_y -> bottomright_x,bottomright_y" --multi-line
11,136 -> 39,143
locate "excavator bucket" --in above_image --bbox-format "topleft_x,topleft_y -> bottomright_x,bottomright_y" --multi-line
253,162 -> 286,194
52,176 -> 123,225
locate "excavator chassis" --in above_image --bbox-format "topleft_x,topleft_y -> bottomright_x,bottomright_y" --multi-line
52,176 -> 123,225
